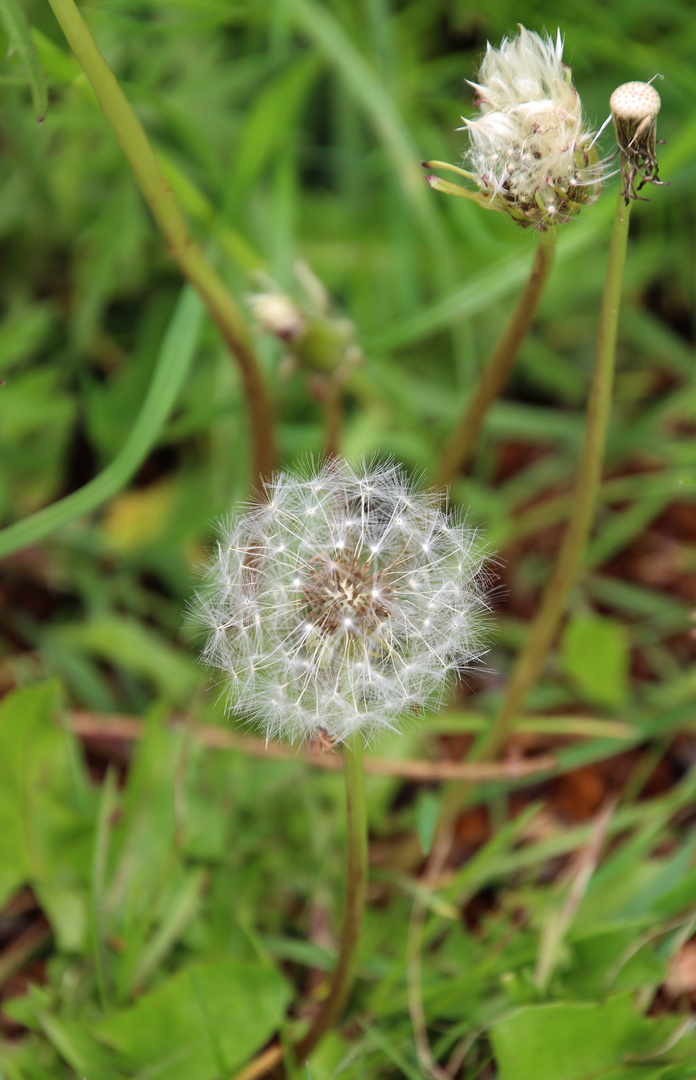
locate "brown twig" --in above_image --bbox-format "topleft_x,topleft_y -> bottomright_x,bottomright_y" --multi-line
68,711 -> 556,782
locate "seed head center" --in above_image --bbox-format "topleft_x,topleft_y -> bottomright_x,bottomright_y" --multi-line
303,553 -> 391,636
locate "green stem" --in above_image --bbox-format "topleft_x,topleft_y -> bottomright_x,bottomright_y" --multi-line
432,228 -> 557,487
295,737 -> 367,1063
480,195 -> 632,761
45,0 -> 276,484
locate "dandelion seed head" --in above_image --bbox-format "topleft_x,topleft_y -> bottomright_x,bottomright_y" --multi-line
197,459 -> 490,744
460,26 -> 606,229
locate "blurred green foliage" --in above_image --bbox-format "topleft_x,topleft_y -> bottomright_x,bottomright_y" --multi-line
1,0 -> 696,1076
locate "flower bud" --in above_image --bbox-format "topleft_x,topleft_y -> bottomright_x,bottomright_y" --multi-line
249,271 -> 363,380
248,291 -> 305,342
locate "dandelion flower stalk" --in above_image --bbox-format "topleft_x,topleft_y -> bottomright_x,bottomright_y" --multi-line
480,79 -> 668,758
479,190 -> 632,763
294,736 -> 367,1062
426,27 -> 605,486
202,460 -> 489,1073
232,739 -> 367,1080
431,226 -> 557,486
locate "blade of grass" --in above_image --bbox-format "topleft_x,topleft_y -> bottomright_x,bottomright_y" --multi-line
45,0 -> 276,482
0,285 -> 202,558
0,0 -> 48,121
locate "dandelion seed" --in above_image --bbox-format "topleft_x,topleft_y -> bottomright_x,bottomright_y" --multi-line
197,459 -> 490,744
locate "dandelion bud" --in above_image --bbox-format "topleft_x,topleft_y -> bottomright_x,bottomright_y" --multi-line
425,27 -> 606,230
248,291 -> 305,342
249,269 -> 363,379
610,81 -> 667,204
198,460 -> 490,745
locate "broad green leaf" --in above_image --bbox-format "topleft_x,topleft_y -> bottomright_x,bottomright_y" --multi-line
0,682 -> 92,945
38,1014 -> 119,1079
562,616 -> 630,709
92,959 -> 291,1080
99,709 -> 210,1003
563,927 -> 665,998
1,983 -> 52,1032
491,994 -> 682,1080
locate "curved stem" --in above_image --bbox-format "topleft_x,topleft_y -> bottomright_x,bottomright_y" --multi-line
432,229 -> 557,488
479,195 -> 632,762
295,737 -> 367,1062
45,0 -> 276,484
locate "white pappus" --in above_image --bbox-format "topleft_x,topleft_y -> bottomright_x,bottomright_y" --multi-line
197,459 -> 490,745
460,27 -> 607,229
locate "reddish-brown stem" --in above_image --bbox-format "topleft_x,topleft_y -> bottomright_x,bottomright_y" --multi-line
432,230 -> 556,487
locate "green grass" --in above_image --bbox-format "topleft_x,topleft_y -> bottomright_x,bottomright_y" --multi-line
1,1 -> 696,1077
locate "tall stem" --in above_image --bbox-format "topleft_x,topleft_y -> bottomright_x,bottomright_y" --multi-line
480,195 -> 632,761
432,228 -> 557,488
45,0 -> 276,484
295,737 -> 368,1061
230,738 -> 368,1080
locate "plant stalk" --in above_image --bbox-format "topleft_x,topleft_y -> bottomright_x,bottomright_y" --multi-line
479,195 -> 632,762
295,737 -> 368,1062
230,738 -> 368,1080
432,228 -> 557,487
45,0 -> 276,484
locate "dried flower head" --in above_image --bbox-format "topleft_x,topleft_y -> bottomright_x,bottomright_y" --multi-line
424,27 -> 605,230
610,81 -> 667,204
198,460 -> 489,745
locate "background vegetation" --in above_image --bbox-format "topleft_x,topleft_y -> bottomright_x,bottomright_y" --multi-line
1,0 -> 696,1077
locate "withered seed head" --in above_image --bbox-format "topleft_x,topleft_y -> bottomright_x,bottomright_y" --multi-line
610,81 -> 668,204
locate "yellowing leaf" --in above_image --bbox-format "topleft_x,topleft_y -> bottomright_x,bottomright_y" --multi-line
103,481 -> 176,550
